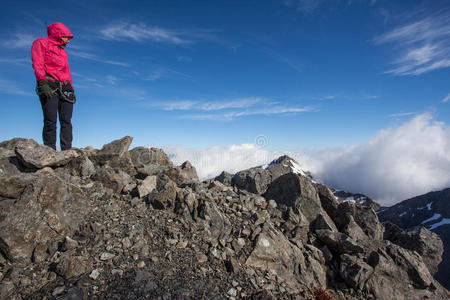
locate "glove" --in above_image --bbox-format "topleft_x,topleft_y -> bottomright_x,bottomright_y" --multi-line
37,80 -> 53,99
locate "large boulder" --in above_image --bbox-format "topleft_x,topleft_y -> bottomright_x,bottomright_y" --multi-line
198,200 -> 232,242
130,146 -> 173,173
232,167 -> 272,194
0,169 -> 91,265
163,161 -> 199,186
146,176 -> 178,210
333,201 -> 384,241
14,140 -> 80,169
383,223 -> 443,275
246,222 -> 327,292
91,136 -> 133,165
263,173 -> 325,223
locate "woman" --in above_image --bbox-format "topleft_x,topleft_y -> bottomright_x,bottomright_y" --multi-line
31,22 -> 76,151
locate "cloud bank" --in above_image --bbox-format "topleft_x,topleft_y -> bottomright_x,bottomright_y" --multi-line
162,113 -> 450,206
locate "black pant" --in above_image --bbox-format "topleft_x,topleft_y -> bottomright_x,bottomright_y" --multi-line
39,92 -> 73,151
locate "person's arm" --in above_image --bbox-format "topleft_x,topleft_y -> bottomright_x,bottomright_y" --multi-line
31,39 -> 47,82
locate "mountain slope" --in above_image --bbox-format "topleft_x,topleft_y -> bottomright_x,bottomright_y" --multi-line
377,188 -> 450,289
0,137 -> 449,299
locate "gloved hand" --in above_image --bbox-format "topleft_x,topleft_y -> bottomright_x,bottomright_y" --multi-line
37,80 -> 53,99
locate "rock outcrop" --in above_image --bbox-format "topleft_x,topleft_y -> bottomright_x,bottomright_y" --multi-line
0,137 -> 448,300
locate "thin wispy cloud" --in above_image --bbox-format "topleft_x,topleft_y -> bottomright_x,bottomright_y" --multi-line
70,51 -> 130,67
146,97 -> 264,111
186,106 -> 314,121
0,79 -> 33,96
442,93 -> 450,103
283,0 -> 375,13
145,67 -> 191,81
389,112 -> 416,117
143,97 -> 313,120
283,0 -> 327,13
2,33 -> 36,48
374,10 -> 450,75
99,22 -> 189,44
0,57 -> 29,67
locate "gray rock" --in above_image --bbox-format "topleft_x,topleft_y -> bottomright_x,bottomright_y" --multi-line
316,229 -> 364,254
100,252 -> 115,261
199,201 -> 232,242
130,146 -> 173,168
315,183 -> 340,219
147,176 -> 177,209
334,201 -> 384,241
263,173 -> 325,223
214,171 -> 233,185
61,236 -> 79,252
15,140 -> 80,169
339,254 -> 374,288
232,167 -> 272,194
56,256 -> 91,279
383,223 -> 443,275
93,166 -> 131,193
0,174 -> 35,199
0,172 -> 90,265
163,162 -> 199,187
96,136 -> 132,161
138,175 -> 157,198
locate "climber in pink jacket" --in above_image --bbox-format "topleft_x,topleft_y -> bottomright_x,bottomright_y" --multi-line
31,22 -> 76,151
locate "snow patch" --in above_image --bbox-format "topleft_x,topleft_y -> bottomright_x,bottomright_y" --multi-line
426,202 -> 433,210
430,218 -> 450,230
344,197 -> 356,203
421,213 -> 442,224
399,212 -> 407,217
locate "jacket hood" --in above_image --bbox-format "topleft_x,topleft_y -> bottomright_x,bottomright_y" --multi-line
47,22 -> 73,44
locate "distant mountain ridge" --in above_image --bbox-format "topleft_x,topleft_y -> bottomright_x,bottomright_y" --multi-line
378,188 -> 450,290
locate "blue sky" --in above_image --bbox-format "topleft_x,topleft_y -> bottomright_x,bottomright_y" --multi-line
1,0 -> 448,150
1,0 -> 450,202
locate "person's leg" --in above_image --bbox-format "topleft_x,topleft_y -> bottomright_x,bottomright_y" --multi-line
58,98 -> 74,151
39,94 -> 58,150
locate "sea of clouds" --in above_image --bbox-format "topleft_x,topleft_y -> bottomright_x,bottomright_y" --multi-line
162,113 -> 450,206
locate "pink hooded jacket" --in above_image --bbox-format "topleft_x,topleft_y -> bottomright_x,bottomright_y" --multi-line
31,22 -> 74,87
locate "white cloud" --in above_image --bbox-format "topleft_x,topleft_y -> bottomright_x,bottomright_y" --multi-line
3,33 -> 36,48
0,57 -> 29,66
99,22 -> 189,44
70,51 -> 130,67
145,97 -> 264,111
163,113 -> 450,206
375,11 -> 450,75
143,97 -> 312,120
442,93 -> 450,103
186,106 -> 313,121
0,79 -> 33,96
389,112 -> 415,117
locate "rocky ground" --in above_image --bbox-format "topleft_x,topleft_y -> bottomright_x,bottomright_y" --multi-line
0,136 -> 449,299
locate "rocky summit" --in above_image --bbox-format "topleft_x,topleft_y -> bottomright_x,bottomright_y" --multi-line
0,137 -> 449,300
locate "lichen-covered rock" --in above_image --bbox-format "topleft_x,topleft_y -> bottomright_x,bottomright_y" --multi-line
15,140 -> 79,169
0,171 -> 90,265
